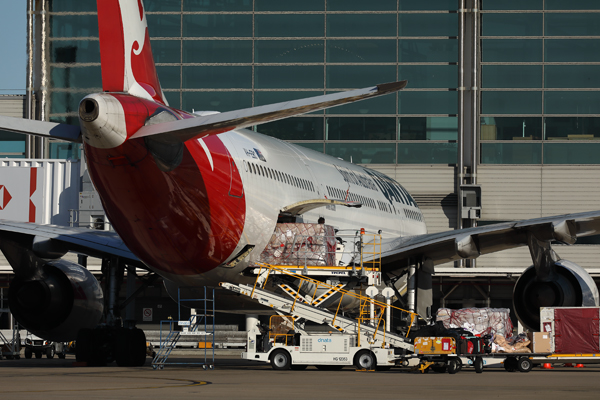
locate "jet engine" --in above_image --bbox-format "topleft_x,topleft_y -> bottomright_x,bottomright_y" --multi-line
9,260 -> 104,342
513,260 -> 599,331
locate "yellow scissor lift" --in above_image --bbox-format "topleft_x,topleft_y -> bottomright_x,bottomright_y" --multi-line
221,232 -> 417,371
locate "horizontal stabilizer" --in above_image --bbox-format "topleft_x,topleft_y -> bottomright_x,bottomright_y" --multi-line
130,80 -> 408,143
0,115 -> 81,143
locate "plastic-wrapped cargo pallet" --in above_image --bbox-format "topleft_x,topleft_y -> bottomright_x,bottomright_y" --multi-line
436,308 -> 513,338
255,223 -> 337,267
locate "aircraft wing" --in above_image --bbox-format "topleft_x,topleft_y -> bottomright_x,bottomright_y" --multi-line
0,116 -> 81,142
130,81 -> 407,143
378,210 -> 600,273
0,219 -> 143,268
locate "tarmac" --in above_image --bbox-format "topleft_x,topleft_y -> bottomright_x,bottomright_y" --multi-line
1,350 -> 600,399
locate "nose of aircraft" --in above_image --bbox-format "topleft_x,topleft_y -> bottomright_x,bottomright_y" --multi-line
78,93 -> 128,149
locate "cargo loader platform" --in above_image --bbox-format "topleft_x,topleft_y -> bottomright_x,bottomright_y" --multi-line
220,263 -> 418,370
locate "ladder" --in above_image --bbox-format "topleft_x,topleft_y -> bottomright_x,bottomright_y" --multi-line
152,327 -> 181,369
221,281 -> 414,352
152,287 -> 215,370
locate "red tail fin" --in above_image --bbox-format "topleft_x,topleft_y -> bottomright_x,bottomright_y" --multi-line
96,0 -> 167,105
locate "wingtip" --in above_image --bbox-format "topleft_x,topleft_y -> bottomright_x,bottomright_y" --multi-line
376,80 -> 408,93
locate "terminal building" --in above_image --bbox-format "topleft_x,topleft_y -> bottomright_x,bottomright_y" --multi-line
2,0 -> 600,328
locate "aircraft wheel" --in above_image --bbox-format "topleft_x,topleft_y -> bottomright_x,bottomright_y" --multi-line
116,328 -> 147,367
76,328 -> 93,363
270,349 -> 291,370
24,348 -> 32,359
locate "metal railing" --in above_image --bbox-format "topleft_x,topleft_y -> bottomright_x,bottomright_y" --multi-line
255,229 -> 382,273
251,263 -> 417,345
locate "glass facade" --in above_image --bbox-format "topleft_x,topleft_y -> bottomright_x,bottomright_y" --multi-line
34,0 -> 600,165
44,0 -> 458,164
480,0 -> 600,164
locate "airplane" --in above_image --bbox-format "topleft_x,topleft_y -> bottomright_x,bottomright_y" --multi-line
1,0 -> 599,366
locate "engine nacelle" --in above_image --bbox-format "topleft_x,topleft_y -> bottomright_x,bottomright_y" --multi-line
9,260 -> 104,342
513,260 -> 599,331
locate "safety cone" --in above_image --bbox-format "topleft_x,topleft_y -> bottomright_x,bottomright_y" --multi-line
541,363 -> 554,369
575,364 -> 585,368
564,363 -> 573,367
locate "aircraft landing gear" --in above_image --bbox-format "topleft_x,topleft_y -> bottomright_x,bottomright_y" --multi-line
75,257 -> 149,367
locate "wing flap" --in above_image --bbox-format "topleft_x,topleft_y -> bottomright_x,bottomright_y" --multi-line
130,81 -> 407,143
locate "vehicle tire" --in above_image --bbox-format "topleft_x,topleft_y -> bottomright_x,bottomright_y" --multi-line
270,349 -> 291,370
474,356 -> 484,374
46,347 -> 55,359
354,350 -> 376,370
504,357 -> 517,372
291,364 -> 308,370
447,358 -> 459,374
517,357 -> 533,373
24,348 -> 32,359
35,351 -> 42,359
456,357 -> 463,372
